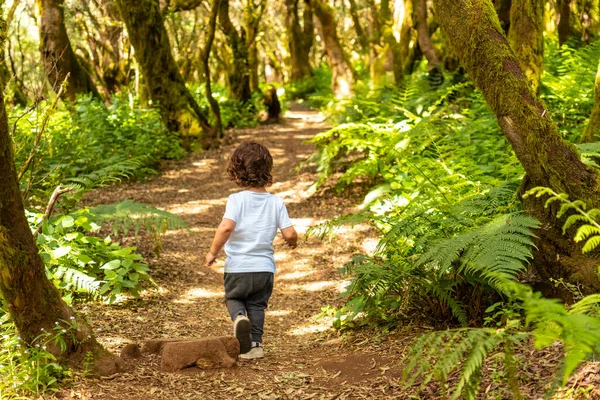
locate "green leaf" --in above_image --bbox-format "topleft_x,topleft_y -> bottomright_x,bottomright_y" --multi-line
100,260 -> 121,270
51,246 -> 71,259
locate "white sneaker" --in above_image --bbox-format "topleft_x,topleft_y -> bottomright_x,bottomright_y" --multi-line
239,345 -> 264,360
233,315 -> 252,354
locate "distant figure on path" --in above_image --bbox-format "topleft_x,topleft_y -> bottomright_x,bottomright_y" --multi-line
205,141 -> 298,359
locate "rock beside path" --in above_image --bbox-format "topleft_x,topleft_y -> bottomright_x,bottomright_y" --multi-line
139,336 -> 240,372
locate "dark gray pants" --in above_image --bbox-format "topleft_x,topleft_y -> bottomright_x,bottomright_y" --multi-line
224,272 -> 274,344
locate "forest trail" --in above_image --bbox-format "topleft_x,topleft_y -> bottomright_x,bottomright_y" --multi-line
59,106 -> 408,400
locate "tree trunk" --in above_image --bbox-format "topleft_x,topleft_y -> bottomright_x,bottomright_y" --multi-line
0,22 -> 122,376
493,0 -> 511,33
219,0 -> 252,103
244,0 -> 267,94
399,0 -> 420,75
285,0 -> 313,81
558,0 -> 572,45
581,60 -> 600,143
116,0 -> 212,140
348,0 -> 370,54
201,0 -> 223,145
378,0 -> 402,86
36,0 -> 101,101
415,0 -> 443,86
432,0 -> 600,293
313,0 -> 354,98
508,0 -> 544,94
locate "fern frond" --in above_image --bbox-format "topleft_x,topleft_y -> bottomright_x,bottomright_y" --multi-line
64,156 -> 151,193
50,266 -> 101,297
85,200 -> 188,237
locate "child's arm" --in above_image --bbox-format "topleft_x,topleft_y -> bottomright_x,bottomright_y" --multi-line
205,218 -> 236,266
281,226 -> 298,249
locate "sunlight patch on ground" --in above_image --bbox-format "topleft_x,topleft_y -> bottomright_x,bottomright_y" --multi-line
288,319 -> 332,336
149,186 -> 177,193
266,310 -> 292,316
277,270 -> 315,280
174,287 -> 224,304
288,280 -> 338,292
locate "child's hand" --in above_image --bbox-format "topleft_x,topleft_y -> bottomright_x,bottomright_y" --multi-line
205,252 -> 217,266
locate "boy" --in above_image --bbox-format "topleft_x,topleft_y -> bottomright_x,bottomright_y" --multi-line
205,141 -> 298,360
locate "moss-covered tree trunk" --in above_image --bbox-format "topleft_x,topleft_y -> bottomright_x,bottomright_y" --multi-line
116,0 -> 212,140
201,0 -> 223,144
313,0 -> 354,98
433,0 -> 600,293
581,60 -> 600,143
508,0 -> 544,94
0,20 -> 121,375
558,0 -> 572,45
285,0 -> 313,81
380,0 -> 404,86
36,0 -> 100,100
219,0 -> 252,103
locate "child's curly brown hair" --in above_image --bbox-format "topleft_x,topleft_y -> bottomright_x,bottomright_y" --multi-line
226,141 -> 273,188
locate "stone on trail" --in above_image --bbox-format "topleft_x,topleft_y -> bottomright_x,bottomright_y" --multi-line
141,336 -> 240,372
120,343 -> 143,359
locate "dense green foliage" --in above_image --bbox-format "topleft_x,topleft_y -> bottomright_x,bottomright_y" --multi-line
307,39 -> 600,397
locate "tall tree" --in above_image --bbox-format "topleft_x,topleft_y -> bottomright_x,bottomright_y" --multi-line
581,60 -> 600,143
0,17 -> 122,375
115,0 -> 213,139
508,0 -> 544,94
348,0 -> 370,54
380,0 -> 404,86
558,0 -> 573,45
36,0 -> 100,100
219,0 -> 252,103
285,0 -> 313,81
201,0 -> 223,143
432,0 -> 600,293
0,0 -> 27,106
415,0 -> 443,85
399,0 -> 420,75
313,0 -> 354,98
244,0 -> 267,93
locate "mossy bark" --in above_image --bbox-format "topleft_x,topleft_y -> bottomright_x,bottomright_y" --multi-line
581,60 -> 600,143
36,0 -> 101,101
313,0 -> 354,98
0,20 -> 122,376
116,0 -> 212,139
285,0 -> 313,81
508,0 -> 544,94
219,0 -> 252,103
433,0 -> 600,293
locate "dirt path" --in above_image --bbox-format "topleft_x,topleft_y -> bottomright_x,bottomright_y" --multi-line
55,107 -> 408,400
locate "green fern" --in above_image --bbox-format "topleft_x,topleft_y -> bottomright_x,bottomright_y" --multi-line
418,213 -> 539,290
48,265 -> 101,298
64,156 -> 152,194
85,200 -> 189,237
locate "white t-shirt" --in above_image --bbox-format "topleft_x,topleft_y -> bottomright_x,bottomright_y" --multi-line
223,190 -> 293,273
